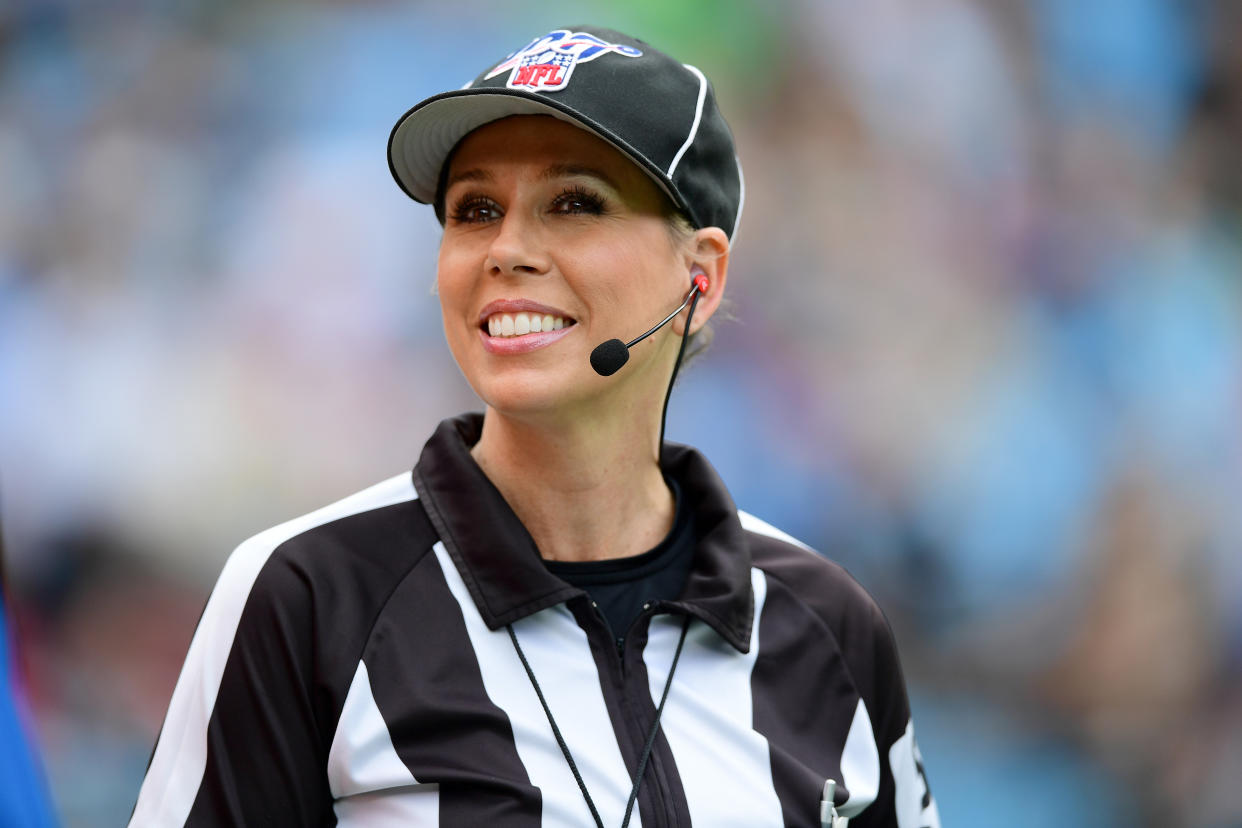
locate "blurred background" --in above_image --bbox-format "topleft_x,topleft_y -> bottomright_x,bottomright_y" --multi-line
1,0 -> 1240,825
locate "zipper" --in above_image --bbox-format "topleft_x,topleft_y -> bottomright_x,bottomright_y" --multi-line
588,600 -> 628,676
623,602 -> 684,827
588,598 -> 683,826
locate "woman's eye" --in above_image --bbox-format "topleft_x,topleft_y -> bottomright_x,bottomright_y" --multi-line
449,197 -> 501,224
551,188 -> 604,215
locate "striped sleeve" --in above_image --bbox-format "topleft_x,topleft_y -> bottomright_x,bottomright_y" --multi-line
740,511 -> 940,828
845,603 -> 939,828
129,474 -> 424,827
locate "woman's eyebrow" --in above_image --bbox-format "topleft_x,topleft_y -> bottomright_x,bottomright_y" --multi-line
541,164 -> 619,190
444,164 -> 620,191
444,168 -> 493,190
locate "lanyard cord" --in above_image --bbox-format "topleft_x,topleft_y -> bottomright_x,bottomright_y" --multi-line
506,614 -> 692,828
658,286 -> 702,451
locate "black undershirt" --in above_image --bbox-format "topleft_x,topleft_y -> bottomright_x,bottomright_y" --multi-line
544,480 -> 696,645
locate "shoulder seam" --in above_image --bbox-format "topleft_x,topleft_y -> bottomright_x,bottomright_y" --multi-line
325,501 -> 442,774
738,509 -> 816,553
340,505 -> 441,675
753,564 -> 866,706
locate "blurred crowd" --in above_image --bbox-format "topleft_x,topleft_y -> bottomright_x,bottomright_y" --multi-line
1,1 -> 1239,825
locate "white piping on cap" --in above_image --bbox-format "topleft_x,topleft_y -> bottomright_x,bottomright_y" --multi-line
666,63 -> 708,179
731,155 -> 745,243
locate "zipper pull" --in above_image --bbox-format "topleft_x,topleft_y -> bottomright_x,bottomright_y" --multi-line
820,779 -> 848,828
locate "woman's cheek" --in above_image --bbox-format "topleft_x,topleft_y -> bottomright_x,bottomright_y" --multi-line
435,252 -> 478,321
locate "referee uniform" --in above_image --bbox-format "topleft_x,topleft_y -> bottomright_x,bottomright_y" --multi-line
130,414 -> 940,827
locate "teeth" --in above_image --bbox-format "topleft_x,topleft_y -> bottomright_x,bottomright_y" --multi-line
486,312 -> 571,338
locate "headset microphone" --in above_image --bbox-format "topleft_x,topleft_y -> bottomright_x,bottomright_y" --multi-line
590,272 -> 710,377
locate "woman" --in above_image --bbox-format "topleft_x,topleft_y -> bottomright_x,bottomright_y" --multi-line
130,25 -> 939,828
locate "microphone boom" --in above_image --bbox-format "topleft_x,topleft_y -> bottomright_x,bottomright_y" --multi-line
589,279 -> 705,377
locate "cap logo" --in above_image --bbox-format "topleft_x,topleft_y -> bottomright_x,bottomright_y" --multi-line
485,29 -> 642,92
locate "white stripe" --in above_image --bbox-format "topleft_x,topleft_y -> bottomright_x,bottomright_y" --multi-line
739,509 -> 816,553
329,661 -> 438,825
889,719 -> 940,828
666,64 -> 708,178
643,568 -> 783,825
838,699 -> 881,817
431,543 -> 638,828
129,473 -> 419,828
741,510 -> 883,817
334,785 -> 440,827
730,156 -> 746,242
328,661 -> 421,796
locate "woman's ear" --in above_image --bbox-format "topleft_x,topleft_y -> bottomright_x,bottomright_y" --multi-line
675,226 -> 730,336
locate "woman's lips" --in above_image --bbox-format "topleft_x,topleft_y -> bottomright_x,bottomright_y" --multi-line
477,299 -> 578,355
478,323 -> 576,354
477,298 -> 575,325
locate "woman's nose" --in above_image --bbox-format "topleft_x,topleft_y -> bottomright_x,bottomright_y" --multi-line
485,211 -> 551,277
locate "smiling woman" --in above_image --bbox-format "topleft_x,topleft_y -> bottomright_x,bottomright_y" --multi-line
433,115 -> 731,568
436,117 -> 720,427
129,25 -> 939,828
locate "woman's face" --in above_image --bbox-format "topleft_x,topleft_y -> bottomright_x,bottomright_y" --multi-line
436,115 -> 692,421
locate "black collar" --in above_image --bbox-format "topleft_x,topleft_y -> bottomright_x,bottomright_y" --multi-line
412,414 -> 755,652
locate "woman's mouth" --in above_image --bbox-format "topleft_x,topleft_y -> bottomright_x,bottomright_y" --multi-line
484,311 -> 575,338
476,302 -> 578,355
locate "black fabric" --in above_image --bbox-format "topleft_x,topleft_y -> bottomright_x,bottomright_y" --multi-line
748,530 -> 917,828
616,618 -> 695,827
563,599 -> 694,828
413,416 -> 581,628
750,572 -> 871,826
388,25 -> 743,238
364,550 -> 542,825
185,497 -> 438,827
546,479 -> 696,642
414,413 -> 754,650
137,414 -> 936,827
656,439 -> 754,651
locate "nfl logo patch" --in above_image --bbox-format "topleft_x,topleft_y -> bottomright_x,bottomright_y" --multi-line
485,29 -> 642,93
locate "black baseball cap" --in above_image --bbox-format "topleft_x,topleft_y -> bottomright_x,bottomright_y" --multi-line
387,25 -> 744,240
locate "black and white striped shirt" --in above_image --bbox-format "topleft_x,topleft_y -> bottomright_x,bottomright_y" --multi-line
130,414 -> 940,827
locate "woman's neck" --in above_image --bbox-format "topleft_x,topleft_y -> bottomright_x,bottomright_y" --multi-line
470,408 -> 675,563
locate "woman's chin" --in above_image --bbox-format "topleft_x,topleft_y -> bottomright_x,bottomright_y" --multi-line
465,342 -> 672,427
472,372 -> 599,421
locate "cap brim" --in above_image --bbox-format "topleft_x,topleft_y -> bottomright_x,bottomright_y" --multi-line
388,88 -> 681,210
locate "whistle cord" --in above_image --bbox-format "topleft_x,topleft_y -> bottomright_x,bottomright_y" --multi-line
507,614 -> 692,828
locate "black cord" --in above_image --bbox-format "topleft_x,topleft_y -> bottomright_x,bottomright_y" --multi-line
658,288 -> 702,452
507,624 -> 606,828
626,283 -> 700,350
507,614 -> 693,828
622,614 -> 691,827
